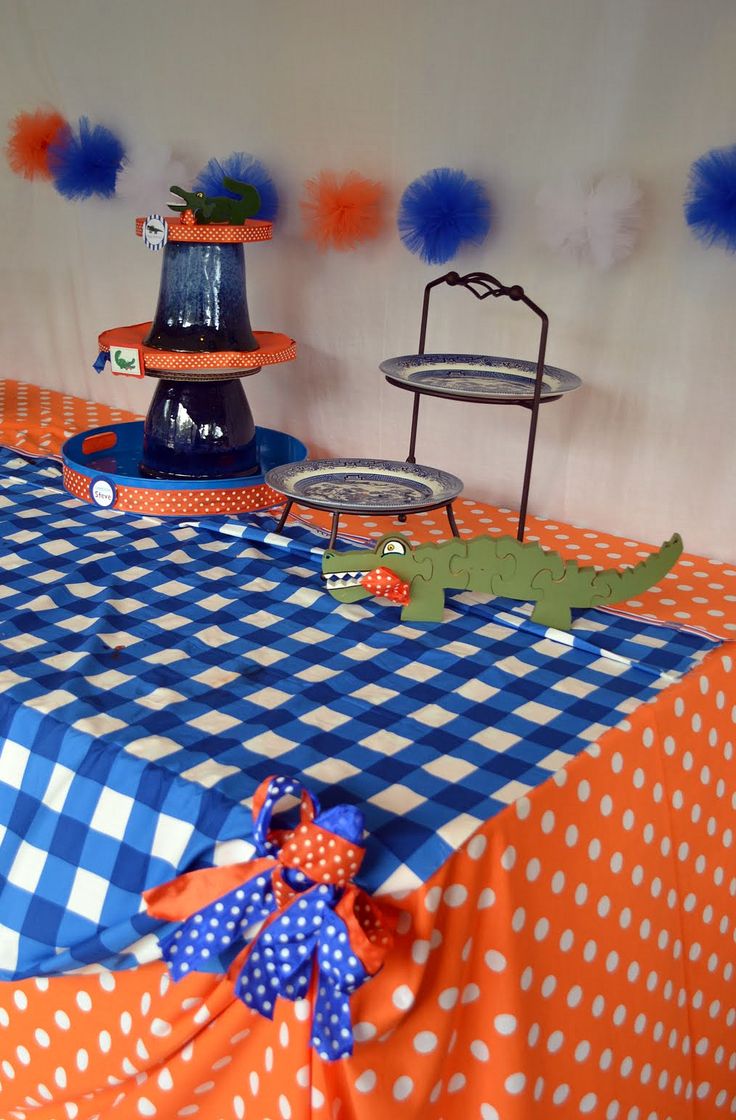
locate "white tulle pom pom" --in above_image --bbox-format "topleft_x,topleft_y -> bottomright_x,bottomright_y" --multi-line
535,174 -> 643,270
115,143 -> 193,213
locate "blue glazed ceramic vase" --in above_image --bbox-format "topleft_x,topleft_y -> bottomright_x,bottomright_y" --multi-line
144,241 -> 258,353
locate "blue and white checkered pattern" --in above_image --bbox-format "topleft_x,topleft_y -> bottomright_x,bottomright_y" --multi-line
0,449 -> 718,979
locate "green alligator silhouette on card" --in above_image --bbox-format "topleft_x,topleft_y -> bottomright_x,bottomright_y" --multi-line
322,532 -> 684,629
113,350 -> 137,370
168,179 -> 261,225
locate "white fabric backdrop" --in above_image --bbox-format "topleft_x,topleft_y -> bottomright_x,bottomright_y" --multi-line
1,0 -> 735,559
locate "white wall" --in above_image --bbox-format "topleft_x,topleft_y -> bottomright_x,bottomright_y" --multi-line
1,0 -> 735,559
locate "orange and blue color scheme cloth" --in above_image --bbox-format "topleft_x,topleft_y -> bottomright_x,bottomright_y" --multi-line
1,379 -> 735,1117
0,646 -> 734,1118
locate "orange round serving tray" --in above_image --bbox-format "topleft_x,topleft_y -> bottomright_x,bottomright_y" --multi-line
135,216 -> 272,243
98,323 -> 296,374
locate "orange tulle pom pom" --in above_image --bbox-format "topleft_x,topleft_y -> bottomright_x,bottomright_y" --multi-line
6,108 -> 68,180
301,171 -> 384,251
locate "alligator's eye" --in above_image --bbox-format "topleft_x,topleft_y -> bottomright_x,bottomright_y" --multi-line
381,539 -> 407,557
196,192 -> 204,199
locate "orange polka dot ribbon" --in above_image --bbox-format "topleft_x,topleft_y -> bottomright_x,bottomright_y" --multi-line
361,566 -> 411,604
144,775 -> 396,1060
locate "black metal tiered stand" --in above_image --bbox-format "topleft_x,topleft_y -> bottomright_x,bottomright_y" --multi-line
267,270 -> 581,547
383,271 -> 580,543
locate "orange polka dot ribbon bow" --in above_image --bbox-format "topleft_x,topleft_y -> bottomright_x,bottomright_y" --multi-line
360,566 -> 410,605
144,775 -> 396,1060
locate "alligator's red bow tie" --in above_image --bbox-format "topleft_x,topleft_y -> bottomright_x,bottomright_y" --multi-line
360,566 -> 410,605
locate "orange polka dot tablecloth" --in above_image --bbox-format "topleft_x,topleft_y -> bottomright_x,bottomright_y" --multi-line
1,378 -> 736,1118
0,379 -> 139,463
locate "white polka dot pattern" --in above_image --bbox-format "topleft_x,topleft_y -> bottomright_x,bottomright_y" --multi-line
135,216 -> 273,243
97,326 -> 296,373
62,465 -> 285,518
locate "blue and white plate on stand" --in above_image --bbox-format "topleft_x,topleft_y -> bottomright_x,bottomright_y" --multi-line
380,354 -> 582,402
266,458 -> 463,514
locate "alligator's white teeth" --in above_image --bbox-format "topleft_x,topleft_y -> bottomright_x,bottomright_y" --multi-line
324,570 -> 366,589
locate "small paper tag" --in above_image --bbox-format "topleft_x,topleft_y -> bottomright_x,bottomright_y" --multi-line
143,214 -> 168,251
110,346 -> 144,378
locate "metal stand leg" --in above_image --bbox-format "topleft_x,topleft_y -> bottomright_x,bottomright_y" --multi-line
274,499 -> 294,535
446,502 -> 460,538
401,391 -> 422,524
407,392 -> 421,464
517,398 -> 541,543
327,512 -> 341,550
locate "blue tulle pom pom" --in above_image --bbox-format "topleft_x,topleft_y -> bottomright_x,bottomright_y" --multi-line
49,117 -> 126,200
397,167 -> 491,264
194,152 -> 279,221
685,144 -> 736,252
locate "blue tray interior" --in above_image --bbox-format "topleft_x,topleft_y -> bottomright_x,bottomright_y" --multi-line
63,421 -> 307,492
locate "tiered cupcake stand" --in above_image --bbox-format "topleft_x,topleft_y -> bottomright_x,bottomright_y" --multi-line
62,211 -> 306,516
268,270 -> 581,544
381,271 -> 582,541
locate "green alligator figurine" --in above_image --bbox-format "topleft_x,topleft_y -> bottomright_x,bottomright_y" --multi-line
321,532 -> 684,629
168,178 -> 261,225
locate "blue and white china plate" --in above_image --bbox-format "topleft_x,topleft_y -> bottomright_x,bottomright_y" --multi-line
266,458 -> 463,513
380,354 -> 582,401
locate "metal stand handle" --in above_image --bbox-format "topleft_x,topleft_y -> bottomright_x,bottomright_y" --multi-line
407,271 -> 549,542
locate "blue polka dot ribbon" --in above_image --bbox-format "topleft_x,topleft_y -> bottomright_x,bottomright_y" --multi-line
145,775 -> 396,1059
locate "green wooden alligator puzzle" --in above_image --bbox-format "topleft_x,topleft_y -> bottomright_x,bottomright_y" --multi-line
321,531 -> 683,629
168,179 -> 261,225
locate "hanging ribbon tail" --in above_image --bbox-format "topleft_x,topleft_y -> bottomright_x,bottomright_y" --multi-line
153,865 -> 278,981
312,975 -> 355,1060
92,350 -> 109,374
312,904 -> 372,1059
307,887 -> 397,1058
361,566 -> 411,605
234,883 -> 333,1016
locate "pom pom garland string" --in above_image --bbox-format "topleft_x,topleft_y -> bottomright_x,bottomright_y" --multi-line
535,174 -> 643,271
301,170 -> 384,250
397,167 -> 492,264
48,117 -> 127,200
685,144 -> 736,253
6,108 -> 68,180
115,142 -> 193,213
194,152 -> 279,222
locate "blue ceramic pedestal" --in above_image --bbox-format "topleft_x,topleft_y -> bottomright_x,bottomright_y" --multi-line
141,379 -> 259,480
141,239 -> 262,480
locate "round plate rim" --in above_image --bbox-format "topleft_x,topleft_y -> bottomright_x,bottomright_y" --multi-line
265,457 -> 463,512
379,353 -> 582,400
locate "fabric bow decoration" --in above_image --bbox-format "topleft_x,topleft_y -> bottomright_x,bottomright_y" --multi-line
361,566 -> 410,605
144,775 -> 396,1060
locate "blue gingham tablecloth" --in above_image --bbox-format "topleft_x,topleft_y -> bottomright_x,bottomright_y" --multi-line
0,449 -> 718,980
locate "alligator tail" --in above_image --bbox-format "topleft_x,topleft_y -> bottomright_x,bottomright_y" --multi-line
588,533 -> 684,607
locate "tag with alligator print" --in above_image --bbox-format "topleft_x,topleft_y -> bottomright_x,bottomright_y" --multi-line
109,345 -> 144,378
321,532 -> 684,629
